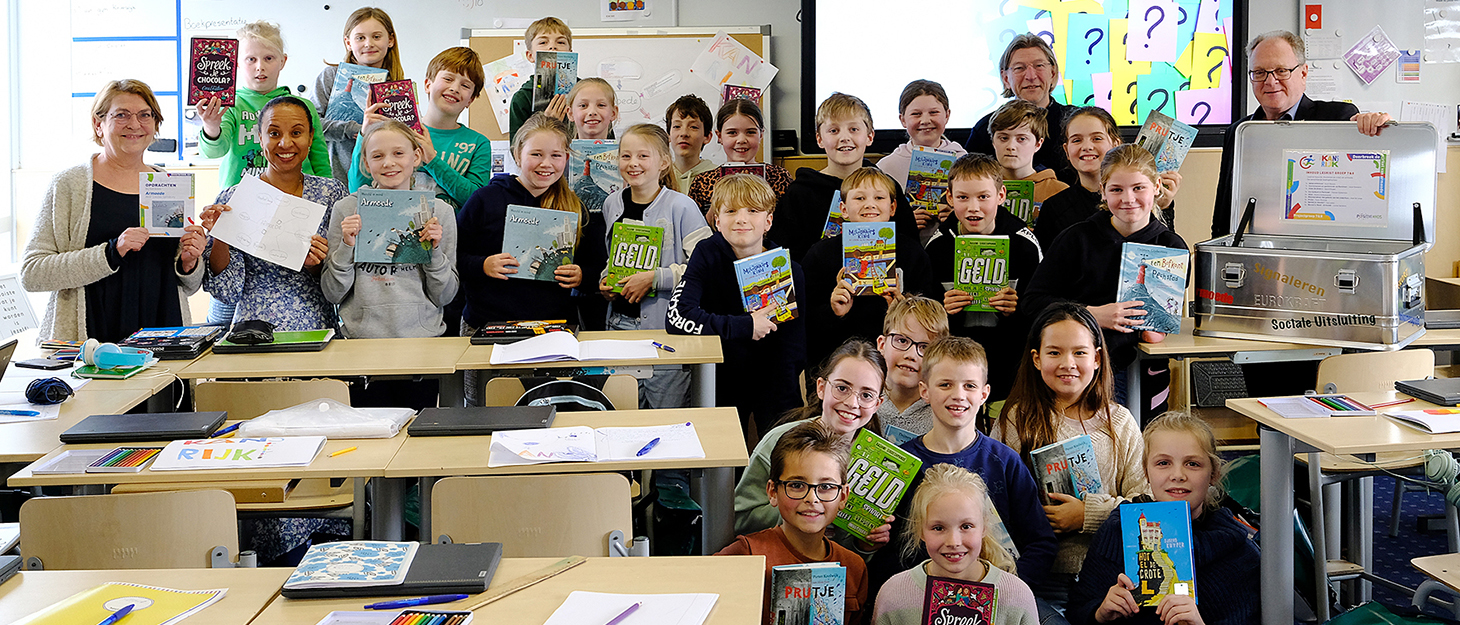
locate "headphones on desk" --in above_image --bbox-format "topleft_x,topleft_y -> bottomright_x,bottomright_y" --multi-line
80,338 -> 152,369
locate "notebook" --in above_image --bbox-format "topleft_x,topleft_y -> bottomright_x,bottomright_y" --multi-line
59,411 -> 227,444
1396,379 -> 1460,406
120,324 -> 226,359
282,542 -> 503,598
407,406 -> 556,437
211,329 -> 336,353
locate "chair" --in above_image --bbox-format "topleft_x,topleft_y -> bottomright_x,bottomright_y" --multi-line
19,490 -> 237,570
482,375 -> 638,409
430,474 -> 632,557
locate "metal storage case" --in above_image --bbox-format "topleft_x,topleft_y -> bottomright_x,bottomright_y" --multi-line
1193,121 -> 1437,350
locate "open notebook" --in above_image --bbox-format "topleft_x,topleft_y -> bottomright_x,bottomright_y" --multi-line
487,422 -> 705,467
488,331 -> 658,365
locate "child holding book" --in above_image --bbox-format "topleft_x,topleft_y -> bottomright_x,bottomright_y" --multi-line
717,419 -> 870,625
801,167 -> 938,375
564,77 -> 621,330
598,123 -> 711,408
990,99 -> 1068,220
873,464 -> 1039,625
876,80 -> 968,243
1068,412 -> 1259,625
1022,145 -> 1188,405
665,95 -> 716,194
666,173 -> 806,440
509,17 -> 573,139
925,154 -> 1042,403
992,302 -> 1147,609
1035,108 -> 1179,250
314,7 -> 404,183
876,297 -> 950,440
687,100 -> 792,213
568,78 -> 618,141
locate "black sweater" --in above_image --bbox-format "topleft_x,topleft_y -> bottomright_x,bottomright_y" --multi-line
1068,503 -> 1260,625
924,207 -> 1043,401
769,165 -> 922,263
1036,184 -> 1177,252
1023,210 -> 1187,370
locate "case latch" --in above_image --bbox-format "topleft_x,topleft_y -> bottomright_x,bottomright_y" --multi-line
1335,270 -> 1359,294
1402,273 -> 1424,309
1221,263 -> 1245,289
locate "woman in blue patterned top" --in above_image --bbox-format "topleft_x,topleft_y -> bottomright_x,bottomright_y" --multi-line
200,95 -> 344,331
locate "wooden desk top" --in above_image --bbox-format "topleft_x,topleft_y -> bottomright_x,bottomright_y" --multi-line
456,330 -> 723,369
177,337 -> 471,379
7,429 -> 409,487
252,556 -> 765,625
0,384 -> 159,464
384,407 -> 748,478
1413,553 -> 1460,593
1227,391 -> 1460,455
0,567 -> 290,625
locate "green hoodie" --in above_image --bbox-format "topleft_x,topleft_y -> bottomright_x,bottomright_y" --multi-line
198,86 -> 332,187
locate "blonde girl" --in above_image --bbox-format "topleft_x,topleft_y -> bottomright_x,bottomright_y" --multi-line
314,7 -> 404,182
686,99 -> 792,212
876,80 -> 969,196
873,464 -> 1039,625
567,77 -> 619,141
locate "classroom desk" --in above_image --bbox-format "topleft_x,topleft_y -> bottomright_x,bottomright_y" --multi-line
0,567 -> 292,625
0,382 -> 162,464
250,555 -> 765,625
455,330 -> 723,407
1227,390 -> 1460,625
385,407 -> 747,554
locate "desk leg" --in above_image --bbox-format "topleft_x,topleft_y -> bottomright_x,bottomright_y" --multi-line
1260,426 -> 1295,625
370,478 -> 406,541
1124,358 -> 1141,419
439,372 -> 465,408
1359,476 -> 1373,603
353,478 -> 367,539
419,477 -> 438,543
692,363 -> 716,408
691,466 -> 734,554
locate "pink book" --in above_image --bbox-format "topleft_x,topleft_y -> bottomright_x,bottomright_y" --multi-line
188,38 -> 238,107
369,80 -> 423,134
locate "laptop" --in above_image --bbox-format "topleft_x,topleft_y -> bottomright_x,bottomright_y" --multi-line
281,542 -> 503,598
0,555 -> 18,586
1396,379 -> 1460,406
60,411 -> 228,444
407,406 -> 556,437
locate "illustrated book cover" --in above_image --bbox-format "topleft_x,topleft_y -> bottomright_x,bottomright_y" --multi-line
733,247 -> 798,322
1029,434 -> 1104,504
606,222 -> 664,296
722,84 -> 763,104
369,79 -> 423,133
835,429 -> 923,542
532,51 -> 579,112
1003,179 -> 1036,223
325,62 -> 388,124
906,146 -> 956,212
502,205 -> 579,282
1121,500 -> 1197,607
720,162 -> 766,178
922,576 -> 997,625
354,188 -> 434,264
471,320 -> 577,345
821,190 -> 843,238
771,562 -> 846,625
952,235 -> 1010,314
138,171 -> 194,237
842,221 -> 897,296
284,541 -> 420,589
569,139 -> 622,218
187,37 -> 237,106
1116,242 -> 1189,334
1134,110 -> 1199,173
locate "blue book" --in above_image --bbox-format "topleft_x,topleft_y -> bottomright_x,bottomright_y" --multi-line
326,62 -> 388,124
771,562 -> 846,625
1116,243 -> 1189,334
842,221 -> 896,296
502,205 -> 579,281
569,139 -> 622,219
1121,501 -> 1197,607
1030,434 -> 1105,503
733,247 -> 798,322
821,191 -> 843,238
354,189 -> 433,264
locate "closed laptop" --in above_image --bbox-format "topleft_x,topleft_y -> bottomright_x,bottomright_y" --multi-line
408,406 -> 556,437
59,411 -> 227,444
281,542 -> 503,598
1396,379 -> 1460,406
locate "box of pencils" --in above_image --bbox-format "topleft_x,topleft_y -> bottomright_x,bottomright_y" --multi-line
84,447 -> 162,473
311,611 -> 473,625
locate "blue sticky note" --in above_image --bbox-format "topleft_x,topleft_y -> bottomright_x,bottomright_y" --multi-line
1050,83 -> 1069,106
1137,63 -> 1184,122
988,7 -> 1042,66
1068,14 -> 1112,74
1069,78 -> 1096,107
1176,0 -> 1200,50
1106,0 -> 1130,19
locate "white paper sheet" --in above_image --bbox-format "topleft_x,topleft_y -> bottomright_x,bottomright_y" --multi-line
210,175 -> 328,272
542,591 -> 718,625
487,423 -> 706,467
1400,100 -> 1452,173
688,31 -> 778,90
150,435 -> 326,470
0,403 -> 60,424
595,422 -> 706,461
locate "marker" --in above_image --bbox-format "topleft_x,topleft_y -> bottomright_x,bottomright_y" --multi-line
636,437 -> 661,457
604,602 -> 642,625
1371,398 -> 1416,409
0,409 -> 39,417
364,594 -> 470,610
652,341 -> 676,353
212,423 -> 240,438
330,446 -> 358,457
97,603 -> 134,625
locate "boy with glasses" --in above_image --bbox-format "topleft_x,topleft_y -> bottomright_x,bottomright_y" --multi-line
876,296 -> 950,440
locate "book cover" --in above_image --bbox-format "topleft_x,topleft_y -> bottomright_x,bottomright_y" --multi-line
842,221 -> 897,296
1116,243 -> 1190,334
1064,434 -> 1104,498
906,146 -> 956,212
187,37 -> 237,107
606,222 -> 664,296
325,62 -> 388,124
1121,500 -> 1197,607
722,84 -> 763,104
952,235 -> 1010,314
284,541 -> 420,589
532,51 -> 578,112
502,205 -> 579,281
1003,179 -> 1036,223
370,80 -> 423,133
883,423 -> 917,445
150,436 -> 328,470
354,188 -> 434,264
771,563 -> 846,625
835,429 -> 923,542
733,247 -> 798,322
1030,434 -> 1105,504
1134,111 -> 1199,173
821,190 -> 844,238
922,575 -> 998,625
473,320 -> 577,344
120,325 -> 225,350
720,162 -> 767,178
569,139 -> 622,219
138,172 -> 195,237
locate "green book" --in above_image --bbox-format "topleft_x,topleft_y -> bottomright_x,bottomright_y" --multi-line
1003,179 -> 1035,223
73,364 -> 149,379
605,222 -> 664,296
834,429 -> 922,542
213,329 -> 337,353
953,235 -> 1010,314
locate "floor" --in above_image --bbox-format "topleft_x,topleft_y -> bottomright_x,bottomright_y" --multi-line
1369,474 -> 1454,617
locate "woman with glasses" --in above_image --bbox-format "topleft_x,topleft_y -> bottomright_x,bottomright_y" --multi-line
22,80 -> 208,342
962,34 -> 1076,185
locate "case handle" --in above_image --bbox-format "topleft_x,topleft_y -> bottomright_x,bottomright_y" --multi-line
1231,198 -> 1257,248
1414,202 -> 1425,247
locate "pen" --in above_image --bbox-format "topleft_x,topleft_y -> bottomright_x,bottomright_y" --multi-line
636,437 -> 661,457
212,423 -> 240,438
330,446 -> 358,457
364,594 -> 470,610
0,409 -> 39,417
605,602 -> 641,625
652,341 -> 676,353
1371,398 -> 1416,408
97,603 -> 134,625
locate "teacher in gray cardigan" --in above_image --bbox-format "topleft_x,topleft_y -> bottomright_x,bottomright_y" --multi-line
21,79 -> 208,342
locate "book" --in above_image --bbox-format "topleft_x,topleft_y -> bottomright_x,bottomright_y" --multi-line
502,205 -> 579,281
10,582 -> 226,625
85,447 -> 162,473
212,329 -> 336,353
284,541 -> 420,589
149,436 -> 328,471
187,37 -> 237,107
923,576 -> 998,625
1029,434 -> 1104,504
1121,500 -> 1197,607
733,247 -> 798,322
1003,179 -> 1036,223
606,222 -> 664,296
906,146 -> 956,213
283,542 -> 503,599
722,84 -> 763,104
532,51 -> 578,112
325,62 -> 388,124
835,429 -> 923,542
842,221 -> 897,296
1386,408 -> 1460,434
569,139 -> 622,218
1134,111 -> 1199,172
470,320 -> 578,345
771,562 -> 846,625
73,362 -> 153,380
883,423 -> 917,445
1259,394 -> 1377,418
370,79 -> 423,133
952,235 -> 1010,314
354,188 -> 434,264
487,422 -> 706,467
120,324 -> 225,359
821,190 -> 844,238
138,172 -> 194,237
487,331 -> 658,365
720,162 -> 767,178
1116,243 -> 1190,334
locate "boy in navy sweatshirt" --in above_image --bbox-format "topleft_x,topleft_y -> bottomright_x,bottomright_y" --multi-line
667,174 -> 807,439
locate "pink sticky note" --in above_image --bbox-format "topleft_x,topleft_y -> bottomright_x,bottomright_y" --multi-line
1176,61 -> 1232,125
1196,0 -> 1221,33
1223,17 -> 1234,54
1092,72 -> 1114,111
1128,0 -> 1179,62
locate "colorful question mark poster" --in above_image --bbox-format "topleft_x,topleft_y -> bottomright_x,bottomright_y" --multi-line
1128,0 -> 1178,62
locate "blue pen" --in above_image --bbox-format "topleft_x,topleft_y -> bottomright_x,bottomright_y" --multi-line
652,341 -> 676,353
211,423 -> 240,438
0,409 -> 39,417
636,437 -> 661,457
364,594 -> 470,610
97,603 -> 134,625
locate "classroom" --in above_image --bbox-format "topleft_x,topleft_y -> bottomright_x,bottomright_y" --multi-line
4,0 -> 1460,624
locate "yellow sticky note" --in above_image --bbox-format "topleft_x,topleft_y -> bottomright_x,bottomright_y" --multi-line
1175,41 -> 1196,78
1192,33 -> 1228,90
1064,79 -> 1074,105
1110,19 -> 1152,76
1112,70 -> 1141,126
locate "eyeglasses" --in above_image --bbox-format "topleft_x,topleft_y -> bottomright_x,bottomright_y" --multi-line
1248,64 -> 1302,82
885,332 -> 929,357
104,110 -> 156,124
1007,61 -> 1051,75
826,380 -> 883,406
776,479 -> 844,502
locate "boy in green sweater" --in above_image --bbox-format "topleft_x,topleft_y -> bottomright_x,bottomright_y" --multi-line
507,17 -> 572,140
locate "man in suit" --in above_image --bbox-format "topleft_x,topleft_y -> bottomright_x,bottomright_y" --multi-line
1211,30 -> 1391,236
963,34 -> 1075,185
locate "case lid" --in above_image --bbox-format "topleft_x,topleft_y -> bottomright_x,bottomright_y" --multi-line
1230,121 -> 1437,244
